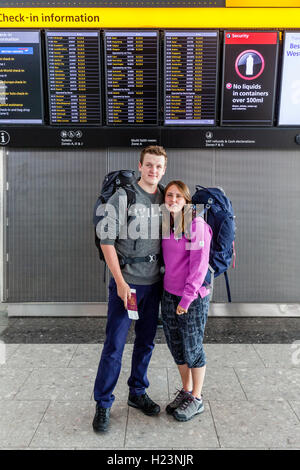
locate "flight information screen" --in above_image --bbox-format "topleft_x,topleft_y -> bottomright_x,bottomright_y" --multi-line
46,31 -> 101,125
0,30 -> 43,124
164,31 -> 219,125
104,31 -> 159,125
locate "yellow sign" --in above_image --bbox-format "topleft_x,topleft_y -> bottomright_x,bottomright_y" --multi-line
0,7 -> 299,28
227,1 -> 300,6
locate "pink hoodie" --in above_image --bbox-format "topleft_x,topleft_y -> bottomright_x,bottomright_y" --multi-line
162,216 -> 213,311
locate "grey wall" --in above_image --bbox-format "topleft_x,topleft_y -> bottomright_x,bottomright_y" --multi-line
5,149 -> 107,302
4,147 -> 300,303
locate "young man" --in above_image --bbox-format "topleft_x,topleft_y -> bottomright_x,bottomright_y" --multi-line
93,145 -> 167,432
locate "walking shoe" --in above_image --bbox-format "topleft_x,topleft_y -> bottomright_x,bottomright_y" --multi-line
128,392 -> 160,416
157,315 -> 163,329
92,404 -> 111,432
173,395 -> 204,422
166,389 -> 190,415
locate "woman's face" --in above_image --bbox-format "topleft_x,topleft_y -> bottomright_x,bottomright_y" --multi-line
165,184 -> 186,214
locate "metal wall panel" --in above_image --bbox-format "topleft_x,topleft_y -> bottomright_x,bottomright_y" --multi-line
6,149 -> 107,302
4,147 -> 300,305
215,149 -> 300,302
109,147 -> 300,302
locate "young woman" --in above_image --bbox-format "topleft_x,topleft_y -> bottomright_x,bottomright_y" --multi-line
161,180 -> 212,422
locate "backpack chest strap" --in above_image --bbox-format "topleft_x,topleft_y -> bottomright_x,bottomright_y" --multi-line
119,253 -> 162,268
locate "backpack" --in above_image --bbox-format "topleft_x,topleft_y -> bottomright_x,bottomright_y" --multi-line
93,169 -> 137,262
192,185 -> 236,302
93,170 -> 164,279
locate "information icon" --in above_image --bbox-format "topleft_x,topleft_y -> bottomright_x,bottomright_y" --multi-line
0,131 -> 10,146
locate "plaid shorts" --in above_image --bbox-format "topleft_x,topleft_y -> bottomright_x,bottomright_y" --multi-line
161,289 -> 209,368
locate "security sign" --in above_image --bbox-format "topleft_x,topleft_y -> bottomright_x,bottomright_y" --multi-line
221,31 -> 279,126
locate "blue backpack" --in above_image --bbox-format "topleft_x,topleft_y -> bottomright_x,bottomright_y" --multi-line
192,185 -> 236,302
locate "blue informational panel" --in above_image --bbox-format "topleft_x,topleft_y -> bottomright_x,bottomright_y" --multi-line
0,30 -> 44,124
278,31 -> 300,126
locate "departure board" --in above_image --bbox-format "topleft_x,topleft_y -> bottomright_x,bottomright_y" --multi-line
164,31 -> 219,125
104,31 -> 159,125
46,31 -> 101,125
0,30 -> 43,124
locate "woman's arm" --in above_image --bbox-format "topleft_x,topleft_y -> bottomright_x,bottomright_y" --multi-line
178,217 -> 212,312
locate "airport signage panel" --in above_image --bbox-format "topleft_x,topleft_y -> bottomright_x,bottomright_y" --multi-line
221,31 -> 279,126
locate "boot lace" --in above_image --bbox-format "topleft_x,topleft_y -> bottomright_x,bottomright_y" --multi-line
172,389 -> 187,406
178,395 -> 194,410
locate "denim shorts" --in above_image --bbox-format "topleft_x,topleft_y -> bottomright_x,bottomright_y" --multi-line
161,289 -> 209,368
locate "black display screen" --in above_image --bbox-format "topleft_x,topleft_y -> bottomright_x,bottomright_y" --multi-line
164,31 -> 219,125
221,31 -> 279,126
104,31 -> 159,125
0,30 -> 43,124
46,31 -> 101,125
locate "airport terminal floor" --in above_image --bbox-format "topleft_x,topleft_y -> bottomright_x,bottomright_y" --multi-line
1,311 -> 300,450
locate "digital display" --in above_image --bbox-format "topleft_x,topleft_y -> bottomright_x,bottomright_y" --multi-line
46,31 -> 101,125
278,32 -> 300,126
104,31 -> 159,125
164,31 -> 219,125
0,30 -> 43,124
221,31 -> 279,126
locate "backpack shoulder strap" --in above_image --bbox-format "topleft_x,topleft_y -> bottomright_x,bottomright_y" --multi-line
123,185 -> 136,208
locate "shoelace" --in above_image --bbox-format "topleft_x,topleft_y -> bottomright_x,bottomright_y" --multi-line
143,393 -> 154,406
98,407 -> 108,418
178,395 -> 194,410
172,389 -> 186,406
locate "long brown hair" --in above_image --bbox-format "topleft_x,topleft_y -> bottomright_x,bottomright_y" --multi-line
162,180 -> 193,239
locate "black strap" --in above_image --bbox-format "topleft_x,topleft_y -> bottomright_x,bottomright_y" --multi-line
119,254 -> 161,267
224,271 -> 232,303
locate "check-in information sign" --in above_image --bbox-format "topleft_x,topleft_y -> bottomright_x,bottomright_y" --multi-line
221,31 -> 279,126
278,32 -> 300,126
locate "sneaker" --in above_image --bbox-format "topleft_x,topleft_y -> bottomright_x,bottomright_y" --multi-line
128,392 -> 160,416
92,404 -> 111,432
166,389 -> 190,415
173,395 -> 204,422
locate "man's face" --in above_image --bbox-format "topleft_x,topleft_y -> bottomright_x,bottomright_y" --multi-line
138,153 -> 166,187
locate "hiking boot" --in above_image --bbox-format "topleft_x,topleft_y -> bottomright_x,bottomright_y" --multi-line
157,315 -> 163,329
128,392 -> 160,416
173,395 -> 204,422
92,404 -> 111,432
166,389 -> 190,415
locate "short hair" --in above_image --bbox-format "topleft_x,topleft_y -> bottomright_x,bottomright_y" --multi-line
140,145 -> 167,165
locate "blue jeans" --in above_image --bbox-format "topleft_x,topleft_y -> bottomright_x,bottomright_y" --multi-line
161,289 -> 209,368
93,278 -> 161,408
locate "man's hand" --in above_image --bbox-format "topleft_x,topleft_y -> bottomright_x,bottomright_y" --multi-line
117,281 -> 131,309
176,305 -> 187,316
100,245 -> 131,308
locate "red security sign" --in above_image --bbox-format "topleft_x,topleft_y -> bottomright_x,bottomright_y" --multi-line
221,31 -> 279,126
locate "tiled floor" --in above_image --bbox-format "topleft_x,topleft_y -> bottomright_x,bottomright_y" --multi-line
0,342 -> 300,449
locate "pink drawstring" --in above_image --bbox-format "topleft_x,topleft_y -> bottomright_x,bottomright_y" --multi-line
232,241 -> 236,269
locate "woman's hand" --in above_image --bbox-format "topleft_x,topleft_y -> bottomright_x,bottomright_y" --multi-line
176,305 -> 187,315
